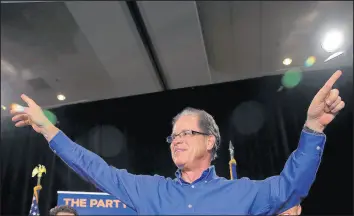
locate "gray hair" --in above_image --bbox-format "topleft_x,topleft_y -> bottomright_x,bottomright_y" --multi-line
172,107 -> 221,161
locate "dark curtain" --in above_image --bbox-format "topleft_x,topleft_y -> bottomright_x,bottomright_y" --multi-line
1,67 -> 352,215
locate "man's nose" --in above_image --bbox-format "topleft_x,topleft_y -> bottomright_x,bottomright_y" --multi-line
172,137 -> 183,145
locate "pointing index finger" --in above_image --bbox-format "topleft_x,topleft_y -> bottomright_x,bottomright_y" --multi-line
314,70 -> 342,102
323,70 -> 342,91
21,94 -> 36,107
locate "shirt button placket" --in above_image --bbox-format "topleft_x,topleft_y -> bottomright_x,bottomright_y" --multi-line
187,184 -> 196,212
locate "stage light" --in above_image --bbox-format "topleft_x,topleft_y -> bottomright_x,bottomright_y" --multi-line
322,30 -> 343,53
57,94 -> 66,101
1,105 -> 6,110
283,58 -> 292,66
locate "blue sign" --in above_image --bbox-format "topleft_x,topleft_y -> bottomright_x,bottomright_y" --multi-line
57,191 -> 137,215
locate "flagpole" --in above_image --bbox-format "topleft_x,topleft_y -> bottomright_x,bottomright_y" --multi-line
32,165 -> 46,204
228,141 -> 237,180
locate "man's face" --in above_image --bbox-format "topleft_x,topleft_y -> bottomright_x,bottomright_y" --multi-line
170,115 -> 213,168
279,205 -> 302,215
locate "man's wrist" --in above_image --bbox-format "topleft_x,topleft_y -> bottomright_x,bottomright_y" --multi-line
305,120 -> 325,133
41,123 -> 59,142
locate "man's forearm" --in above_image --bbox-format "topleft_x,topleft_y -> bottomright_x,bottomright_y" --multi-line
265,129 -> 326,214
48,130 -> 140,210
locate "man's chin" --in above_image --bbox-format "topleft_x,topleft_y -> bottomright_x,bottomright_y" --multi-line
174,160 -> 186,169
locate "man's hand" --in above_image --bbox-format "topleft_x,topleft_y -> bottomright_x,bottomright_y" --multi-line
306,70 -> 345,132
10,94 -> 59,140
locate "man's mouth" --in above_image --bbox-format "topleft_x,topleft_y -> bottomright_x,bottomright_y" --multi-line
174,148 -> 186,153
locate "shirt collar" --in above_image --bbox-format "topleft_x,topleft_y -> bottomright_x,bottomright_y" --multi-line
174,165 -> 218,185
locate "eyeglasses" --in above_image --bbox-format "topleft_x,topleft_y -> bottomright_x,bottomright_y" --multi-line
166,130 -> 210,143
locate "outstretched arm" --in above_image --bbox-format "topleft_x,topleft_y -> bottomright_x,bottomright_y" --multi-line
10,95 -> 163,212
49,129 -> 163,211
250,128 -> 325,215
249,70 -> 345,215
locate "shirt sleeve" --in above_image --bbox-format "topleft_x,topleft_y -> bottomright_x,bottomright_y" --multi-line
249,129 -> 326,215
49,131 -> 163,212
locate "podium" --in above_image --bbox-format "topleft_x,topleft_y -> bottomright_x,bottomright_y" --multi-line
57,191 -> 137,215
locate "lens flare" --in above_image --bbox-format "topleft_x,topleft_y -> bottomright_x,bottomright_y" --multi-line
304,56 -> 316,67
43,109 -> 57,125
281,68 -> 303,89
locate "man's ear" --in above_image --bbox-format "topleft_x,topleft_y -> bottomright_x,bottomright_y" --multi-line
207,136 -> 216,151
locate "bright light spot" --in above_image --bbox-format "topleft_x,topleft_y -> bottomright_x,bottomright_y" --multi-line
283,58 -> 292,66
1,105 -> 6,110
322,30 -> 344,53
324,51 -> 344,62
57,94 -> 66,101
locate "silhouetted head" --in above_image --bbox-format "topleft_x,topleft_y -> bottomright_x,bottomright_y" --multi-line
49,205 -> 78,216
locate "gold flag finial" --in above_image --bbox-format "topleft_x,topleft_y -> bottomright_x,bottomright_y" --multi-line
32,164 -> 46,186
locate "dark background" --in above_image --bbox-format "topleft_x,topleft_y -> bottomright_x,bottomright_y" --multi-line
1,67 -> 353,215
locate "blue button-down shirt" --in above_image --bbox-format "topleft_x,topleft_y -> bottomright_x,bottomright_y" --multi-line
49,129 -> 325,215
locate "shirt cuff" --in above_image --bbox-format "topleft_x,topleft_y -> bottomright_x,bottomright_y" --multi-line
297,129 -> 326,156
48,130 -> 74,154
